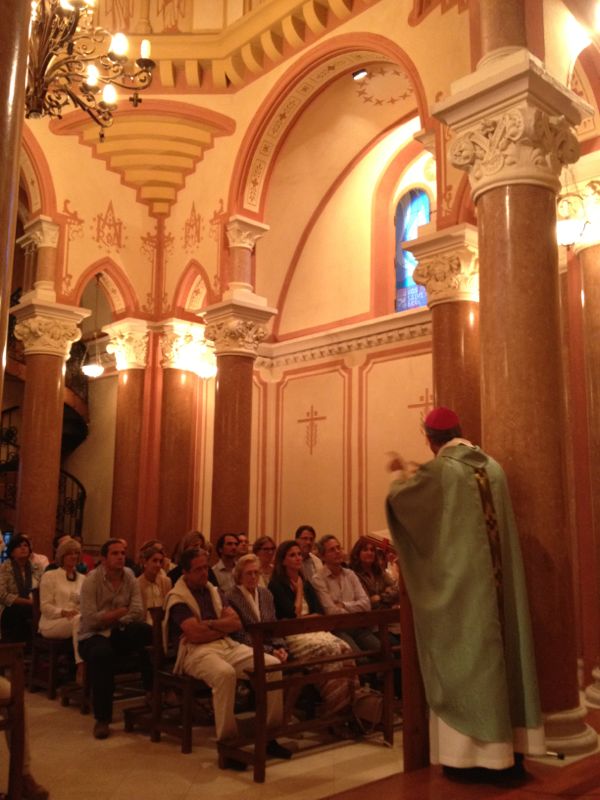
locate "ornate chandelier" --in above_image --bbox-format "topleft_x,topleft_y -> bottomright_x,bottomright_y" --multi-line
26,0 -> 155,134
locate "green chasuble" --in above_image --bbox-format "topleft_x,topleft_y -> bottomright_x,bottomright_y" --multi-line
386,443 -> 542,743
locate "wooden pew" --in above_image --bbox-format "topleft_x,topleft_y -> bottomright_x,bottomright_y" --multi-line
218,608 -> 406,783
0,643 -> 25,800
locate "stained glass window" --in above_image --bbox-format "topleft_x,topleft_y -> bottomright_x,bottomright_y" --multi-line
394,188 -> 430,312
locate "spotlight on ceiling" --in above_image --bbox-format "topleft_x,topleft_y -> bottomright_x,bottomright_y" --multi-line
352,69 -> 368,81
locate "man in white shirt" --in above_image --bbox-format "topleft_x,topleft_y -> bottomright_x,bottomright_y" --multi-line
312,535 -> 380,654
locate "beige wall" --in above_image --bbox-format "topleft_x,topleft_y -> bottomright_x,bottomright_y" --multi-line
63,375 -> 117,547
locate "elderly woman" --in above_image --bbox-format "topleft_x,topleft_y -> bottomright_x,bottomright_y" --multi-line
39,536 -> 85,679
0,534 -> 44,643
137,544 -> 172,624
252,536 -> 276,588
226,554 -> 287,662
268,540 -> 357,715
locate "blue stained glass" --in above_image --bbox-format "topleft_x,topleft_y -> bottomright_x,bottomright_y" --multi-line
394,189 -> 430,312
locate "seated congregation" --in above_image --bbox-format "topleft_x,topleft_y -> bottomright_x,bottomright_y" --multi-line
0,526 -> 402,786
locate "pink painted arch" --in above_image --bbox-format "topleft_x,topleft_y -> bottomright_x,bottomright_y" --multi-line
228,32 -> 430,222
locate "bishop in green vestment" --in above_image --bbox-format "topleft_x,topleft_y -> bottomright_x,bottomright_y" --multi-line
386,407 -> 544,770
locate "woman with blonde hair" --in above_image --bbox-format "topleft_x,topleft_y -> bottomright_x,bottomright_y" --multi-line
137,544 -> 172,624
227,554 -> 287,661
38,536 -> 85,681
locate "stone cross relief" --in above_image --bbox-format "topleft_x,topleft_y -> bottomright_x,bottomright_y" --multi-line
297,405 -> 327,455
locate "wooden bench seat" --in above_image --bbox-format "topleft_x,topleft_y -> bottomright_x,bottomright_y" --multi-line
219,608 -> 404,783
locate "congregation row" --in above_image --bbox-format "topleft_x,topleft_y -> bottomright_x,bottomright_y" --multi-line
0,527 -> 402,772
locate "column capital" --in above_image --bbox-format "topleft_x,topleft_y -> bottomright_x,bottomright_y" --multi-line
21,215 -> 60,249
434,49 -> 590,201
225,214 -> 270,251
411,224 -> 479,307
154,317 -> 216,377
11,299 -> 89,358
204,298 -> 277,357
103,318 -> 149,370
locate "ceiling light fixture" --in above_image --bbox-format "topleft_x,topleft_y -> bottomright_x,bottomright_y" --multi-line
26,0 -> 155,135
81,273 -> 105,379
352,68 -> 368,81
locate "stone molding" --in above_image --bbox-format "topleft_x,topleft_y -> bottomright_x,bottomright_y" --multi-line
18,216 -> 60,251
204,298 -> 276,357
155,317 -> 216,377
226,215 -> 270,251
410,224 -> 479,306
255,309 -> 432,369
104,318 -> 149,370
11,300 -> 89,358
434,49 -> 590,201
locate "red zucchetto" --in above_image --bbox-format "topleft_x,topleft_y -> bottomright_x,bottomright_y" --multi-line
424,407 -> 461,431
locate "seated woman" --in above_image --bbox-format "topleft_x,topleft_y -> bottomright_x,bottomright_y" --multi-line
349,537 -> 400,612
268,540 -> 356,716
252,536 -> 276,588
0,534 -> 44,644
227,554 -> 288,662
137,544 -> 172,624
349,536 -> 402,695
38,536 -> 85,681
136,539 -> 173,577
168,531 -> 217,586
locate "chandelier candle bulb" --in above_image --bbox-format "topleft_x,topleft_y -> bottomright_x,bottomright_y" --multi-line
85,64 -> 99,87
140,39 -> 151,60
110,32 -> 129,58
102,83 -> 118,106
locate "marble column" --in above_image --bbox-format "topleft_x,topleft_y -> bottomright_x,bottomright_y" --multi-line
411,223 -> 480,442
155,319 -> 209,556
104,319 -> 149,546
11,299 -> 89,556
205,215 -> 276,545
573,178 -> 600,705
0,4 -> 32,404
435,45 -> 597,752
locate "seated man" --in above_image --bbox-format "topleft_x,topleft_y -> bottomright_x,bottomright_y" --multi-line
212,533 -> 239,592
163,547 -> 291,770
294,525 -> 322,582
312,535 -> 381,655
78,538 -> 152,740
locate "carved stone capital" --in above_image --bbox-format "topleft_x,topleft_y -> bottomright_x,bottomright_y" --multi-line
434,49 -> 591,201
409,224 -> 479,307
104,318 -> 149,370
155,318 -> 216,378
11,300 -> 89,358
449,105 -> 579,199
19,216 -> 60,251
203,298 -> 277,357
226,214 -> 270,251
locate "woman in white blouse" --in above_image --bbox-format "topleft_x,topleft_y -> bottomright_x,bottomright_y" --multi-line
39,537 -> 85,681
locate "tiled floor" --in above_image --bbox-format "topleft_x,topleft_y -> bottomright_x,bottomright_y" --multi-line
7,691 -> 404,799
9,691 -> 600,800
